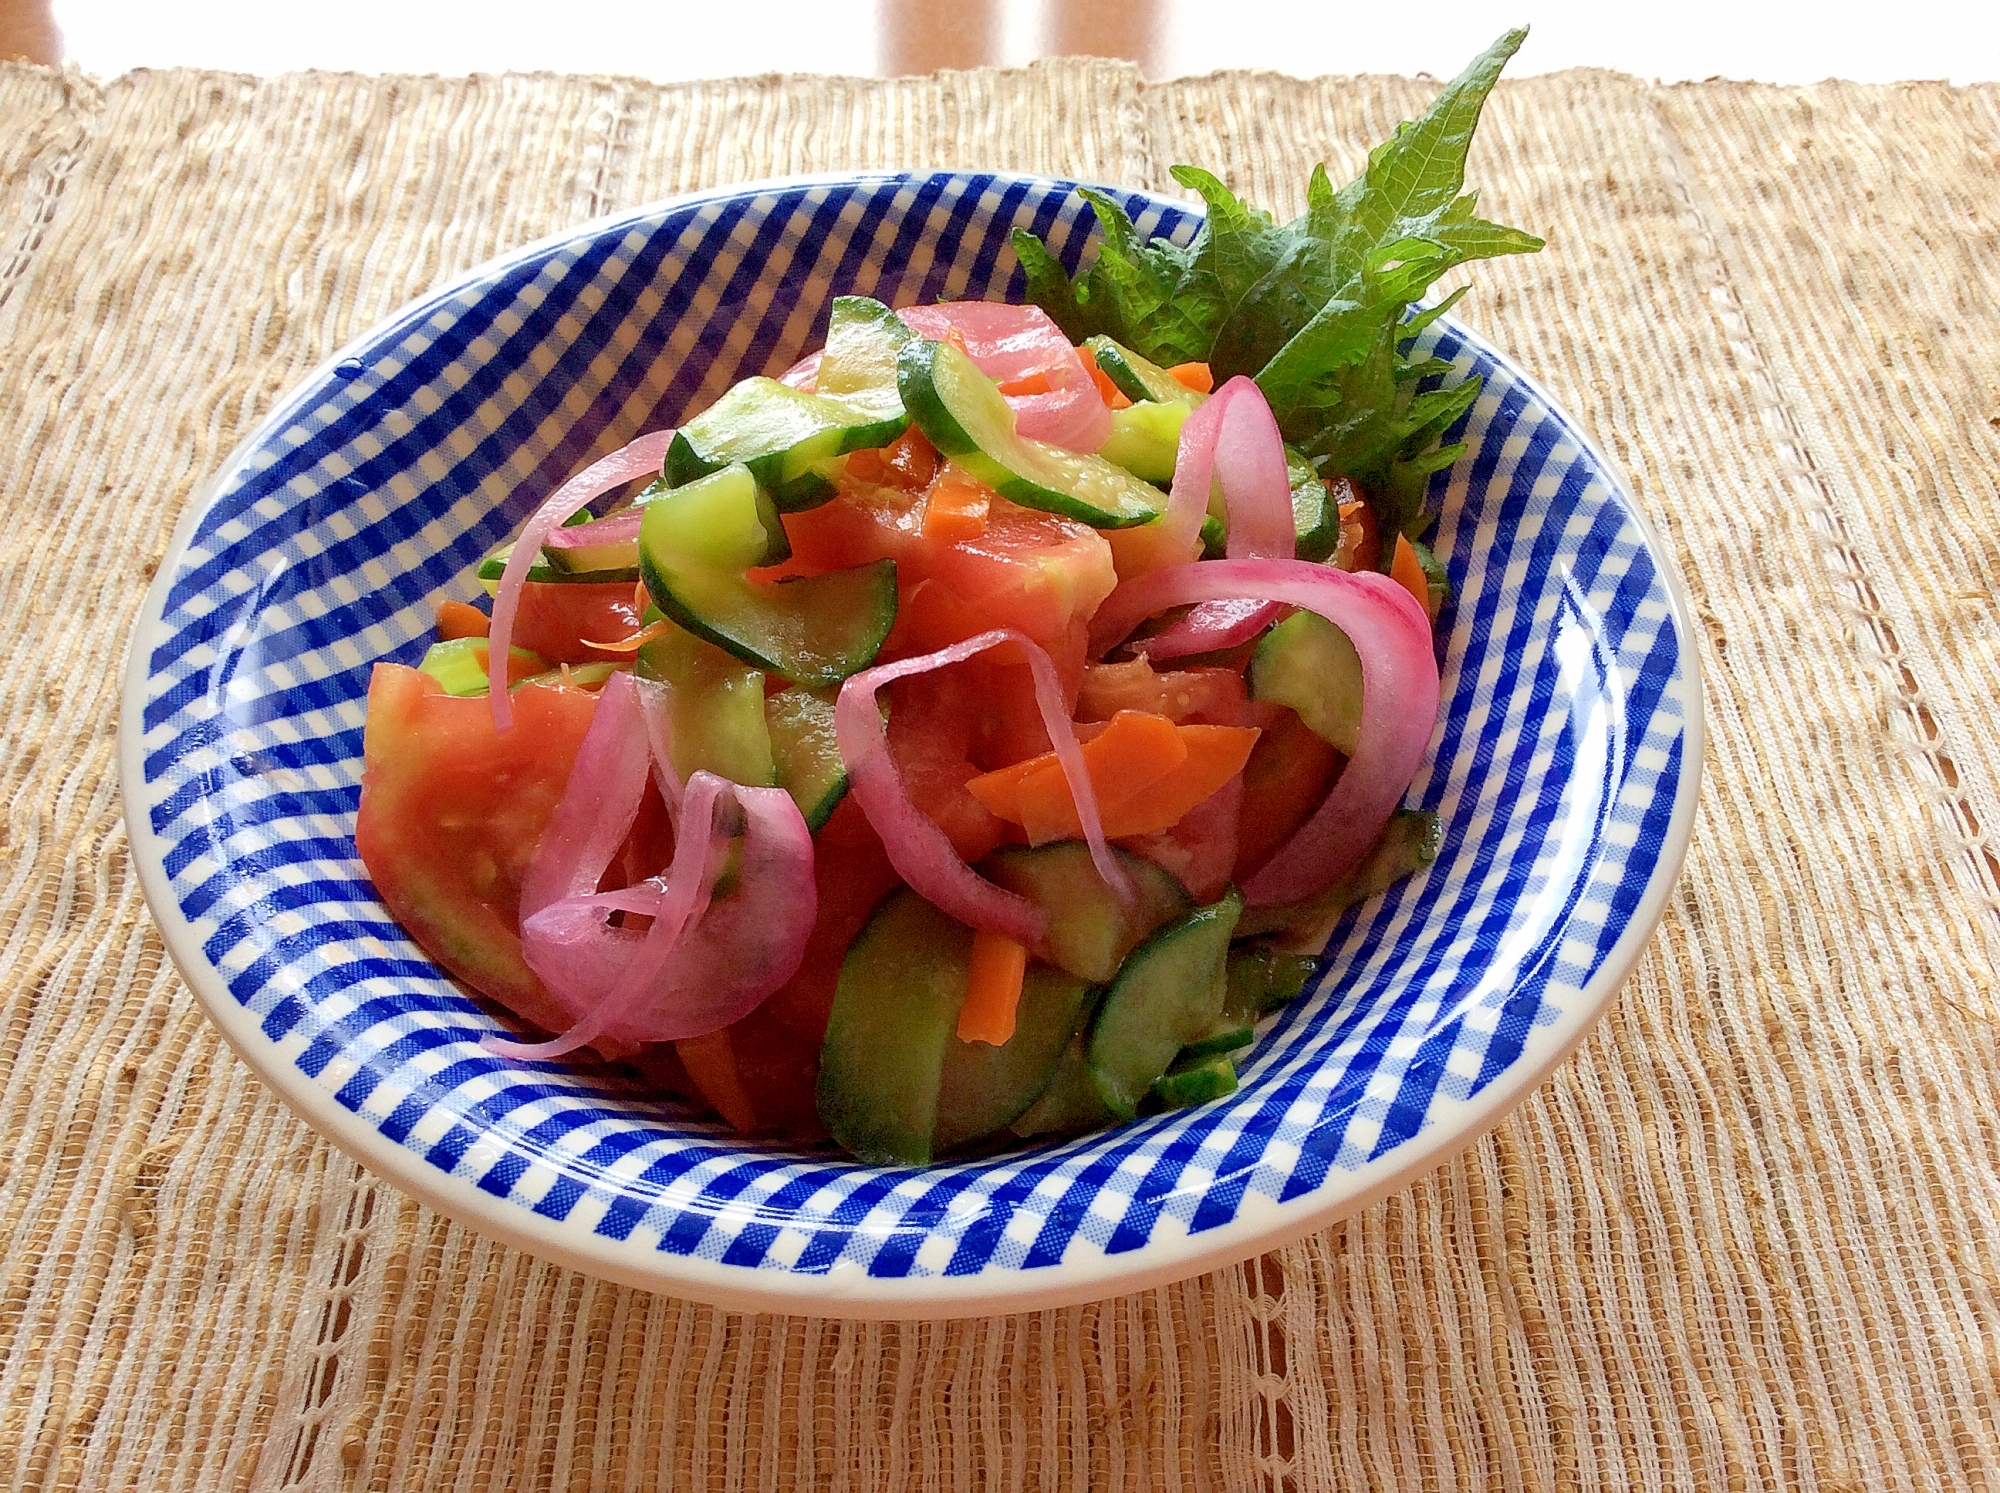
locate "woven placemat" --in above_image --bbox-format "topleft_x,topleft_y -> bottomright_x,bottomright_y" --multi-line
2,57 -> 1998,1491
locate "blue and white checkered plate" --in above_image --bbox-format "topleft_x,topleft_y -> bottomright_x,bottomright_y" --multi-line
119,172 -> 1703,1318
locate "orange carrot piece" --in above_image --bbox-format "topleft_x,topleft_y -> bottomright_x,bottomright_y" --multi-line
921,470 -> 992,543
844,447 -> 890,484
1077,346 -> 1133,410
1014,713 -> 1190,844
437,599 -> 491,640
581,617 -> 672,653
676,1029 -> 759,1132
995,370 -> 1054,397
957,929 -> 1029,1046
1391,534 -> 1431,615
1168,361 -> 1214,394
996,721 -> 1261,843
882,425 -> 940,489
966,710 -> 1186,827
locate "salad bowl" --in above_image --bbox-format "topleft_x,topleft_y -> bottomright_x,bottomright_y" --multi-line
120,170 -> 1702,1318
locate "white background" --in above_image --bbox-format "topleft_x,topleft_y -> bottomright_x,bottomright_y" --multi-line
52,1 -> 2000,84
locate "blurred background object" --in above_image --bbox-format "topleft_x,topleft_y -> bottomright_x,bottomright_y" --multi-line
0,0 -> 58,65
8,0 -> 1994,83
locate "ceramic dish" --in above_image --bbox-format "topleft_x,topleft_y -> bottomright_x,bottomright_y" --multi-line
119,171 -> 1702,1318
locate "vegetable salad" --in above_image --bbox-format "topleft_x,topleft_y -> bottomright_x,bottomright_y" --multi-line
355,33 -> 1540,1163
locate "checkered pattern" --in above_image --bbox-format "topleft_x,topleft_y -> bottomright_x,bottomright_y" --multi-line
127,173 -> 1695,1289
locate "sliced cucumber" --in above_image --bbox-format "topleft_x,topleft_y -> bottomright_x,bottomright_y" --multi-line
764,686 -> 847,830
1098,399 -> 1190,486
1083,336 -> 1194,405
817,890 -> 1094,1163
666,375 -> 908,510
1178,1016 -> 1257,1061
1235,809 -> 1443,939
1010,1033 -> 1115,1140
978,842 -> 1191,984
1151,1052 -> 1239,1110
897,338 -> 1164,529
417,637 -> 545,697
477,536 -> 638,590
635,623 -> 776,786
638,464 -> 897,687
935,963 -> 1094,1154
1086,889 -> 1244,1120
815,296 -> 911,418
1223,942 -> 1318,1020
1288,448 -> 1343,562
518,661 -> 624,692
1249,611 -> 1365,755
818,892 -> 968,1165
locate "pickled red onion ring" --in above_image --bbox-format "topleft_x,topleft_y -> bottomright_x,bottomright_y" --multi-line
487,430 -> 673,728
897,302 -> 1112,452
1138,378 -> 1294,659
486,770 -> 816,1059
836,629 -> 1132,942
1090,558 -> 1441,905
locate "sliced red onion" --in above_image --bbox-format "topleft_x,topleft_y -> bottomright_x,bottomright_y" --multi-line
487,430 -> 674,728
778,350 -> 822,391
517,670 -> 653,922
1090,558 -> 1441,906
486,771 -> 817,1059
542,506 -> 643,553
836,629 -> 1132,941
1138,378 -> 1295,659
897,302 -> 1111,452
635,676 -> 683,827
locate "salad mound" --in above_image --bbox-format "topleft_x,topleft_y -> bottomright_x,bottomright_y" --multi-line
354,33 -> 1541,1164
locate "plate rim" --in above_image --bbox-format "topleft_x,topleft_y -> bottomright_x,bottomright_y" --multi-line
118,169 -> 1706,1320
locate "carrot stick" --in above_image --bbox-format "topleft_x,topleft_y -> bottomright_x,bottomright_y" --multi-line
921,470 -> 993,543
437,599 -> 491,640
676,1029 -> 759,1132
967,713 -> 1261,843
1391,534 -> 1431,615
996,370 -> 1054,397
1167,361 -> 1214,394
957,930 -> 1029,1045
966,710 -> 1186,826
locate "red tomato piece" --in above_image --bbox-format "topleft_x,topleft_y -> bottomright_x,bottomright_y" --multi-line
354,664 -> 601,1035
1233,709 -> 1342,882
510,580 -> 647,663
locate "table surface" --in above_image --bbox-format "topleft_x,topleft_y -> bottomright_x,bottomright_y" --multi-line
11,0 -> 2000,83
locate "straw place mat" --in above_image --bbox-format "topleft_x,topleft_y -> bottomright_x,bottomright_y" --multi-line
1,57 -> 1997,1491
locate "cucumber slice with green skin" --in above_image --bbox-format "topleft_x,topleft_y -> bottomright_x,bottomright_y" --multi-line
1178,1017 -> 1257,1061
1151,1052 -> 1239,1110
978,842 -> 1191,983
665,376 -> 908,511
818,891 -> 968,1165
1083,336 -> 1196,405
817,890 -> 1093,1163
417,637 -> 545,697
635,623 -> 775,786
477,538 -> 638,590
1249,611 -> 1364,755
815,296 -> 912,417
1086,888 -> 1244,1120
1223,943 -> 1318,1020
638,464 -> 897,687
1235,809 -> 1443,940
1010,1033 -> 1116,1140
764,686 -> 848,830
1288,448 -> 1343,562
935,962 -> 1094,1153
897,338 -> 1165,530
1097,400 -> 1190,486
518,661 -> 624,691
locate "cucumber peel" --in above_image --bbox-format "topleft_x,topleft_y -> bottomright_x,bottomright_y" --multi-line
1086,888 -> 1244,1120
638,464 -> 897,687
896,338 -> 1165,529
